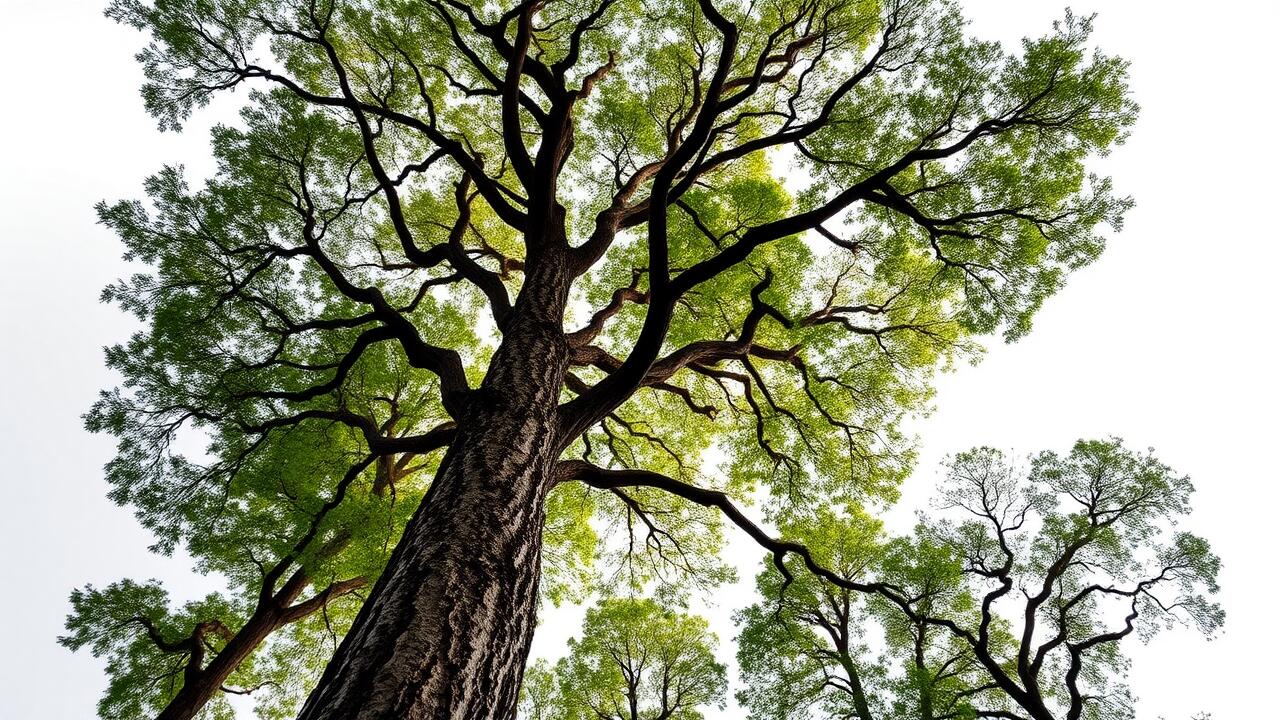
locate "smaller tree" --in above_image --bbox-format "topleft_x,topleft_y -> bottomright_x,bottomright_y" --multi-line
902,440 -> 1224,720
737,439 -> 1222,720
736,510 -> 1005,720
525,598 -> 728,720
736,508 -> 890,720
518,660 -> 560,720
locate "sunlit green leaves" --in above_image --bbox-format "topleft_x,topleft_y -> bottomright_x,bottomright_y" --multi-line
538,598 -> 728,720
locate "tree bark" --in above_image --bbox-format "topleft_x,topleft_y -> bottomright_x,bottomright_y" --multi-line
836,650 -> 876,720
296,271 -> 571,720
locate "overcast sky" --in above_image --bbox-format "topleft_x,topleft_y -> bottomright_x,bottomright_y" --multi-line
1,1 -> 1276,718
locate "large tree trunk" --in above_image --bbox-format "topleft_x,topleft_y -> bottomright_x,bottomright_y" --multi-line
296,276 -> 571,720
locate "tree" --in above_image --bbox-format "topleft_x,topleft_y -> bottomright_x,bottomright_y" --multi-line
907,440 -> 1224,720
92,0 -> 1135,715
518,660 -> 561,720
736,508 -> 889,720
736,440 -> 1222,720
736,509 -> 1004,720
522,598 -> 727,720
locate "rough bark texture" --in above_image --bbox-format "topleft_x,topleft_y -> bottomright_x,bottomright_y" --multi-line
297,263 -> 571,720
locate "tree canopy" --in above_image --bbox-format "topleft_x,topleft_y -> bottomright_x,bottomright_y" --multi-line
735,439 -> 1222,720
523,598 -> 728,720
63,0 -> 1165,717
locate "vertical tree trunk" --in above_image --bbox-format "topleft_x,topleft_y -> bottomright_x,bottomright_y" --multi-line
296,273 -> 571,720
913,625 -> 934,720
834,616 -> 876,720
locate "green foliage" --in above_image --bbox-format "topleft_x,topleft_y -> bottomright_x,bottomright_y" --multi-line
100,0 -> 1136,517
76,0 -> 1148,715
735,508 -> 998,720
61,580 -> 240,720
519,659 -> 562,720
238,605 -> 363,720
736,439 -> 1221,720
541,481 -> 601,606
735,509 -> 892,720
530,598 -> 728,720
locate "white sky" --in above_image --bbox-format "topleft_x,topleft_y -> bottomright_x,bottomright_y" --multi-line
1,1 -> 1277,718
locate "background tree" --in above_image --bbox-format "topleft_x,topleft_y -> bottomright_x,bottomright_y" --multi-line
875,533 -> 1012,720
736,509 -> 1009,720
736,440 -> 1221,720
92,0 -> 1135,715
736,508 -> 891,720
523,598 -> 728,720
518,660 -> 561,720
901,440 -> 1225,720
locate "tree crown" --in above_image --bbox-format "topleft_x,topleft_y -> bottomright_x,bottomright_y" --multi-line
73,0 -> 1141,716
